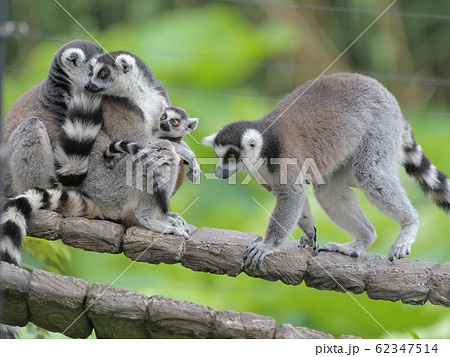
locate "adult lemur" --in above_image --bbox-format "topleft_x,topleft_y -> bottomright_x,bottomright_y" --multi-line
84,50 -> 200,185
203,72 -> 449,270
2,40 -> 104,196
1,45 -> 192,267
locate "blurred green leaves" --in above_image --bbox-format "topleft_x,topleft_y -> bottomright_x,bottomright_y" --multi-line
3,0 -> 449,339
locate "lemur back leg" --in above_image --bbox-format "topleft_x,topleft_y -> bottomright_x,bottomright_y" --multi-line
297,197 -> 317,249
315,169 -> 377,257
134,193 -> 190,238
353,160 -> 419,261
7,117 -> 57,195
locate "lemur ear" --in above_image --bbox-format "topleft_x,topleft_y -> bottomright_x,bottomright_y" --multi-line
242,129 -> 261,149
62,48 -> 86,66
202,133 -> 217,147
116,54 -> 134,73
187,118 -> 199,130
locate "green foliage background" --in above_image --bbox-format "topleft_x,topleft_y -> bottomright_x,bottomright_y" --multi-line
2,0 -> 449,338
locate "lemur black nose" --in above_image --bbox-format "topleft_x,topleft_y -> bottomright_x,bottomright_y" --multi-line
160,121 -> 170,131
84,83 -> 90,90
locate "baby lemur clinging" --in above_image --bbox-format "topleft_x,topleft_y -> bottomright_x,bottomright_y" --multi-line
104,105 -> 200,183
204,72 -> 449,270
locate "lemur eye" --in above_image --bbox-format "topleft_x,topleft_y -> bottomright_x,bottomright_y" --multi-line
160,114 -> 167,120
100,70 -> 107,78
228,153 -> 236,159
172,120 -> 180,126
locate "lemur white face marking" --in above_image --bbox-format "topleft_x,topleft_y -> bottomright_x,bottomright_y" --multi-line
86,54 -> 137,96
60,48 -> 91,87
241,129 -> 263,164
204,128 -> 263,179
153,107 -> 199,139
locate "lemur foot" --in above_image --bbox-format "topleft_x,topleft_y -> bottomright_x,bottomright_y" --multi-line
318,241 -> 364,258
244,242 -> 276,271
165,226 -> 190,239
298,227 -> 317,250
167,212 -> 190,235
388,241 -> 411,261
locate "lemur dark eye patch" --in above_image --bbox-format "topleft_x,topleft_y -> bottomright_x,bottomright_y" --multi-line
225,149 -> 239,160
98,67 -> 109,79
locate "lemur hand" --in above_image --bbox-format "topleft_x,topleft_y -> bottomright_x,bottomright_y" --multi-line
244,241 -> 276,271
186,160 -> 202,184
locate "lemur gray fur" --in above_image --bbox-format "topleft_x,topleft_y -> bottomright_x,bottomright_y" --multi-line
84,50 -> 201,186
1,46 -> 191,269
104,105 -> 200,183
2,40 -> 104,195
203,72 -> 449,270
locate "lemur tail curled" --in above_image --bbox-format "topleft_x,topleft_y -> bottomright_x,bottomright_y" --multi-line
402,124 -> 450,214
0,188 -> 103,266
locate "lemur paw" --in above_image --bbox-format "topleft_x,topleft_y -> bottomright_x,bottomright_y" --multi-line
244,242 -> 275,271
388,241 -> 411,261
186,166 -> 202,184
298,227 -> 317,250
165,225 -> 190,239
318,242 -> 363,258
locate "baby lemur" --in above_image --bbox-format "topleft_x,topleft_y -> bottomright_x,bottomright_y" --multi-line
104,105 -> 200,183
204,72 -> 449,270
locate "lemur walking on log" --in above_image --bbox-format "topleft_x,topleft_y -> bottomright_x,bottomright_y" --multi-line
203,73 -> 450,270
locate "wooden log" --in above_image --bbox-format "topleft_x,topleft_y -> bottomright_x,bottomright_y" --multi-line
0,262 -> 31,326
182,227 -> 262,277
28,270 -> 92,338
305,252 -> 381,294
339,334 -> 362,339
240,312 -> 277,338
60,217 -> 124,254
27,210 -> 62,241
213,309 -> 245,338
246,239 -> 312,285
275,323 -> 334,339
122,226 -> 187,265
428,262 -> 450,307
212,309 -> 278,338
86,283 -> 149,338
366,259 -> 438,305
147,295 -> 215,338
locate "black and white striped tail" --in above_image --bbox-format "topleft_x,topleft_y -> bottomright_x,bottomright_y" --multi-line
402,125 -> 450,214
103,140 -> 141,169
54,91 -> 103,187
0,188 -> 102,266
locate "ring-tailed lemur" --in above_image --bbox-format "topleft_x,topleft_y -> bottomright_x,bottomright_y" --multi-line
2,40 -> 104,195
84,50 -> 201,187
104,105 -> 200,183
203,72 -> 449,270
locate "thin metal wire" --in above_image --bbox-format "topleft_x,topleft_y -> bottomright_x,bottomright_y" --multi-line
214,0 -> 450,21
4,65 -> 450,118
7,31 -> 450,88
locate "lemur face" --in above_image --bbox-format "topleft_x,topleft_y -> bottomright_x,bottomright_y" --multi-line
84,53 -> 136,95
59,41 -> 103,88
203,124 -> 263,179
154,106 -> 198,140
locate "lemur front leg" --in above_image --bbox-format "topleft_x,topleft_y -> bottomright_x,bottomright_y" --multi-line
298,196 -> 318,250
245,184 -> 305,270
